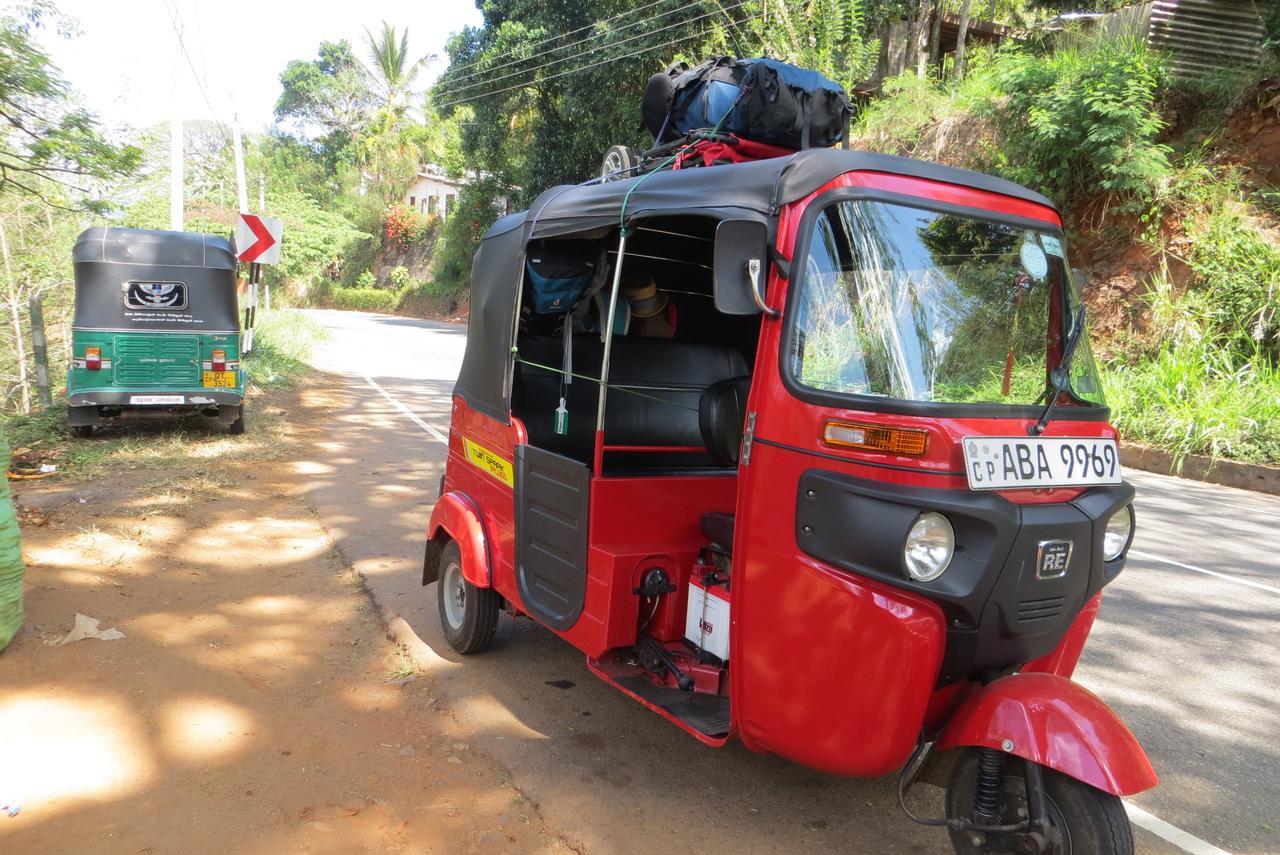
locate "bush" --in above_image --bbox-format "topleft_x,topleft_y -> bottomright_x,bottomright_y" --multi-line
355,270 -> 376,289
328,287 -> 399,313
986,35 -> 1171,206
384,204 -> 433,248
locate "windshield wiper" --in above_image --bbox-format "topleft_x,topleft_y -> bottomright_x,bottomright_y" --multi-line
1028,304 -> 1086,436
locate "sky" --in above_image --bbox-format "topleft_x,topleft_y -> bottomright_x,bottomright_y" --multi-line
36,0 -> 484,134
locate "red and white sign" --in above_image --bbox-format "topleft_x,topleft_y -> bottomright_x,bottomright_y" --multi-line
235,214 -> 283,264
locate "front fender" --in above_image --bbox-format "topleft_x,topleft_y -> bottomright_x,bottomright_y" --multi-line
936,672 -> 1157,796
423,491 -> 491,588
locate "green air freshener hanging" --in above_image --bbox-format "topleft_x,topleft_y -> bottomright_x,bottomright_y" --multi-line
554,398 -> 569,435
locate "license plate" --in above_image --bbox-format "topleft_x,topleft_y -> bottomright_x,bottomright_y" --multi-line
202,370 -> 238,388
129,395 -> 184,405
963,436 -> 1121,491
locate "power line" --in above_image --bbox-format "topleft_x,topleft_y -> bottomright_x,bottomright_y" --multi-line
439,1 -> 754,102
436,16 -> 756,111
444,0 -> 677,81
445,0 -> 689,89
159,0 -> 234,152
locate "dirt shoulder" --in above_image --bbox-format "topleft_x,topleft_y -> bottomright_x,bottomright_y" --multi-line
0,387 -> 571,854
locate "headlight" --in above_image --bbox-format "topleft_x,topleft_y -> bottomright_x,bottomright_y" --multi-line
1103,504 -> 1134,561
904,512 -> 955,582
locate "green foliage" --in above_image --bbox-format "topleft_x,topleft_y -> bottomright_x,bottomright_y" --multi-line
0,4 -> 140,209
363,21 -> 428,113
986,35 -> 1171,206
752,0 -> 879,92
274,40 -> 377,154
431,178 -> 505,295
1104,332 -> 1280,466
327,287 -> 399,313
355,270 -> 376,289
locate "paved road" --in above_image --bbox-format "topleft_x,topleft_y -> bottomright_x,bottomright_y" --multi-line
297,308 -> 1278,855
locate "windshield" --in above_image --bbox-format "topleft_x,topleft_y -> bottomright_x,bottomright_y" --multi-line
788,199 -> 1105,409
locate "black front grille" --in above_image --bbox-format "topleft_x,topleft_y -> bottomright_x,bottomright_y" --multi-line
1017,595 -> 1066,624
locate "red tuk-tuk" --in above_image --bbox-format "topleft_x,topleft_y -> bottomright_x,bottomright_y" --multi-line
425,148 -> 1155,853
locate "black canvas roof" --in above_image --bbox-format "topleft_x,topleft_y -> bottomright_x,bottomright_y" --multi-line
72,228 -> 240,332
494,149 -> 1057,241
457,150 -> 1060,422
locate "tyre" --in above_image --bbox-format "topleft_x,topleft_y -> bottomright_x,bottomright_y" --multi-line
227,405 -> 245,436
946,749 -> 1133,855
71,425 -> 94,438
600,144 -> 639,180
436,540 -> 499,654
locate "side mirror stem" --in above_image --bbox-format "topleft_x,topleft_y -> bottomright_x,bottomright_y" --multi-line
748,258 -> 779,318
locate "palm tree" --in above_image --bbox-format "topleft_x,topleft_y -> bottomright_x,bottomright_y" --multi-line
362,21 -> 431,114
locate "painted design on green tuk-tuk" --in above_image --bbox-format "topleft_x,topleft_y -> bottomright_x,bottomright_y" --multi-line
66,228 -> 247,435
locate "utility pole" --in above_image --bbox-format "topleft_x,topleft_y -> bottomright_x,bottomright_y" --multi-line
232,113 -> 256,351
170,115 -> 184,230
258,173 -> 270,311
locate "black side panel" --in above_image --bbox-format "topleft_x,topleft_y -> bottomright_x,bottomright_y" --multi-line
515,444 -> 590,631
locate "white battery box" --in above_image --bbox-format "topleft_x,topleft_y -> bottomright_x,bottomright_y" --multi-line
684,579 -> 730,661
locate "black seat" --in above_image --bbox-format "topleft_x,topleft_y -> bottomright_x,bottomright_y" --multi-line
699,376 -> 751,467
700,511 -> 735,550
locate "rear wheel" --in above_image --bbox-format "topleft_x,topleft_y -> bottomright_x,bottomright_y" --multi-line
227,405 -> 245,436
436,541 -> 499,654
946,749 -> 1132,854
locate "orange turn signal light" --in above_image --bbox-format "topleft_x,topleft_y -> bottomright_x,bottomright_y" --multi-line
822,420 -> 929,455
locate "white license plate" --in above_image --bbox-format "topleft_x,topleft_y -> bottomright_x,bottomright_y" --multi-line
963,436 -> 1121,491
129,395 -> 185,405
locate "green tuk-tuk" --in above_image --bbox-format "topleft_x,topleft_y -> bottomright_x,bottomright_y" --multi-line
67,228 -> 247,436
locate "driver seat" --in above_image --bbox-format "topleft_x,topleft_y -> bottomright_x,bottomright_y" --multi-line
698,376 -> 751,554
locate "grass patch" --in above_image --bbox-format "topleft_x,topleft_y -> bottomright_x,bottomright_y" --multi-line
249,308 -> 327,388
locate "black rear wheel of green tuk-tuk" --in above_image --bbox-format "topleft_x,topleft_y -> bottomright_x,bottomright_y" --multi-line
437,540 -> 499,654
946,749 -> 1132,854
228,405 -> 246,436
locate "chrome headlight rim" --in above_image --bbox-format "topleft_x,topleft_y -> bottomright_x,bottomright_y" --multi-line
1102,503 -> 1135,562
904,511 -> 955,583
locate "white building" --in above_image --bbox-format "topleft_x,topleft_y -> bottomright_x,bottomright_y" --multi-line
405,164 -> 466,219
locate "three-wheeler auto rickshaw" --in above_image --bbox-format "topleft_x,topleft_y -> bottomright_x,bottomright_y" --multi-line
67,228 -> 246,436
424,148 -> 1155,853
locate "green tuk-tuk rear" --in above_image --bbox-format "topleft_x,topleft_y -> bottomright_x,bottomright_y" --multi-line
67,228 -> 247,436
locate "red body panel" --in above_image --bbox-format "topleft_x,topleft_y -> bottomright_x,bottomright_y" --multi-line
441,397 -> 522,594
936,672 -> 1158,796
427,491 -> 492,587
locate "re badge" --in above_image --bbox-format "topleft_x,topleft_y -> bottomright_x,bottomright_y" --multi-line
1036,539 -> 1073,580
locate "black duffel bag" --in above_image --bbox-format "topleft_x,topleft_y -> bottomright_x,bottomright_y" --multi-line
643,56 -> 852,149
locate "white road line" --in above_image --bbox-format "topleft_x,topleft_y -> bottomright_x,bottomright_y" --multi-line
362,374 -> 449,445
1125,802 -> 1233,855
1130,549 -> 1280,596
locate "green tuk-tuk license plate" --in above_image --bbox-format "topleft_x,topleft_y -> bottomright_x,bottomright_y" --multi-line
202,370 -> 238,388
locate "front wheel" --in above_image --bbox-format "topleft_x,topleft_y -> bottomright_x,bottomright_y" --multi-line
436,541 -> 499,654
946,749 -> 1133,854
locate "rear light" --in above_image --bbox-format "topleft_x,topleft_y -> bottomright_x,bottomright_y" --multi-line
822,420 -> 929,455
211,349 -> 226,371
85,347 -> 101,370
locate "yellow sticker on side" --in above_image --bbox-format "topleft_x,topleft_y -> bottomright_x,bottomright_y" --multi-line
462,437 -> 514,487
